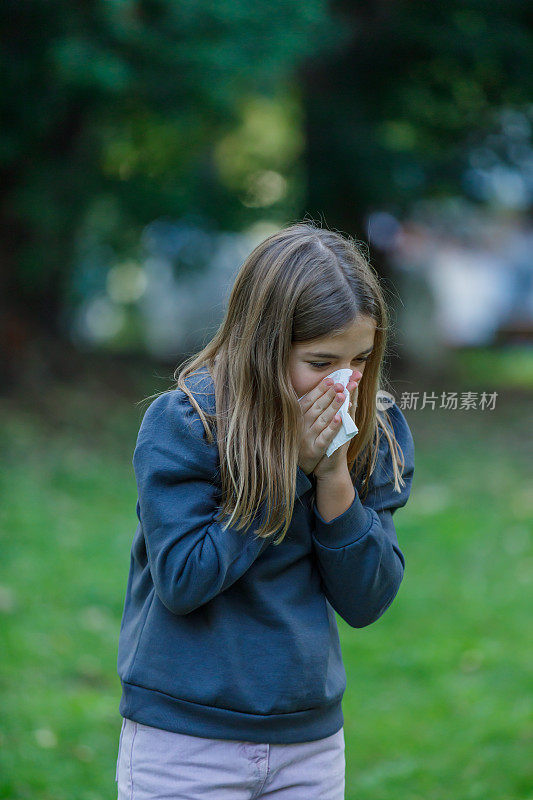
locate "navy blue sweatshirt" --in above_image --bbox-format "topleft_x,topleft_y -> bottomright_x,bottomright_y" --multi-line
116,368 -> 415,744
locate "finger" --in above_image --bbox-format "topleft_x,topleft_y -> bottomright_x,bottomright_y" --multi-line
298,377 -> 336,412
315,404 -> 343,448
311,388 -> 346,436
309,388 -> 344,431
301,385 -> 344,433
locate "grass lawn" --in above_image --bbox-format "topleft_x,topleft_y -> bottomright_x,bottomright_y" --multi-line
0,353 -> 531,799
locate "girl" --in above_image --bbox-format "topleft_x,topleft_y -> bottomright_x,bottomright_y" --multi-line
115,220 -> 415,799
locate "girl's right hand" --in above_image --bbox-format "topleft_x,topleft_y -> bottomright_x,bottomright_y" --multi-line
297,372 -> 361,476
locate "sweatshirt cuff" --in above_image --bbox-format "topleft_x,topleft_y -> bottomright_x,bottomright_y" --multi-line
312,489 -> 373,549
296,466 -> 314,498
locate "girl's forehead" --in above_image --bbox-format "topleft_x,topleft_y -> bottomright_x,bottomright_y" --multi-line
297,319 -> 377,351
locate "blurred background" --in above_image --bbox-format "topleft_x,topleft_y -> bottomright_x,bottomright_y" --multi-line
1,2 -> 532,798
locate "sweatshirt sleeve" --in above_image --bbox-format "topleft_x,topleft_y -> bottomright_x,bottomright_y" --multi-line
311,403 -> 415,629
133,389 -> 282,616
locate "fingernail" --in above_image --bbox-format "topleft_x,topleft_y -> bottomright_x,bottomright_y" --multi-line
324,378 -> 334,386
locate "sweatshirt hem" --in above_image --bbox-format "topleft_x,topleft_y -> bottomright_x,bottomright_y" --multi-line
118,679 -> 344,744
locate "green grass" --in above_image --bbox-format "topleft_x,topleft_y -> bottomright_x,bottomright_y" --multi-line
0,369 -> 531,799
453,343 -> 533,390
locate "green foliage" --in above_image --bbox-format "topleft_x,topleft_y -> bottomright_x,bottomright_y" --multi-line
2,1 -> 533,341
303,0 -> 533,222
0,0 -> 343,312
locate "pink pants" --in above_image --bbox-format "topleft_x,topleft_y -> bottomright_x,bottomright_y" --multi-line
116,717 -> 345,799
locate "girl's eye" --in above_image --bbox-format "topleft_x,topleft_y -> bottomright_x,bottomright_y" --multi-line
309,358 -> 368,369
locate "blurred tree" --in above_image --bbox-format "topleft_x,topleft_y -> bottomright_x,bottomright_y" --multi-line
0,0 -> 345,386
297,0 -> 533,375
301,0 -> 533,232
2,0 -> 533,387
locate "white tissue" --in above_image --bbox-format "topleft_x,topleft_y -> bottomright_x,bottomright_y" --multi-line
298,368 -> 359,457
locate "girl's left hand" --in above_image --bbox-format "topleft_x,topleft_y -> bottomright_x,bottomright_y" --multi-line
312,376 -> 360,480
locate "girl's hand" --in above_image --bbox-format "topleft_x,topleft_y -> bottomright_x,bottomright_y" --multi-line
312,379 -> 359,480
297,371 -> 361,476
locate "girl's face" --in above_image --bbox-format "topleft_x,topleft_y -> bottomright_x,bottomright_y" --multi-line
288,316 -> 377,398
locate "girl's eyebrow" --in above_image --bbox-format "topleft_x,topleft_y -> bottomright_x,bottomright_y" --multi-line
304,347 -> 374,359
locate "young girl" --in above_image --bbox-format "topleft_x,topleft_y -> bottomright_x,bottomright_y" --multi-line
115,221 -> 415,799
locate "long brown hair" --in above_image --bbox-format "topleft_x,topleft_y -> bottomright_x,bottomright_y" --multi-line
140,220 -> 408,545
